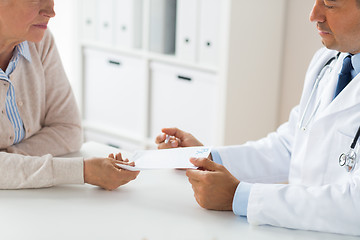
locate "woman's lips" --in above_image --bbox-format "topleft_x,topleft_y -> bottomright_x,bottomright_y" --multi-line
33,24 -> 48,29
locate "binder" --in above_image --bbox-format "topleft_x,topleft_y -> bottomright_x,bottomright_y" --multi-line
149,0 -> 177,54
114,0 -> 143,49
198,0 -> 221,66
80,0 -> 97,41
97,0 -> 114,44
176,0 -> 199,62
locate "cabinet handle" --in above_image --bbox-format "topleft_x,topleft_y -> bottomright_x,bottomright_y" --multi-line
107,143 -> 120,149
108,60 -> 121,66
177,75 -> 192,81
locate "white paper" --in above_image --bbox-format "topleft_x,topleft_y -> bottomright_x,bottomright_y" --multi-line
116,146 -> 212,171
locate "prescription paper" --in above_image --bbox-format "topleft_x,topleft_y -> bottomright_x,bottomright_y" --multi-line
116,146 -> 212,171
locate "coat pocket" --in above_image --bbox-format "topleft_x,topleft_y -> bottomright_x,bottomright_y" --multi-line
324,130 -> 355,183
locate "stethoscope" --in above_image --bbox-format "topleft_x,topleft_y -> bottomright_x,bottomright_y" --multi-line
298,52 -> 359,172
298,54 -> 339,131
339,126 -> 360,172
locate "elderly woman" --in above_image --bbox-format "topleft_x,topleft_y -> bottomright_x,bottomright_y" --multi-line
0,0 -> 139,190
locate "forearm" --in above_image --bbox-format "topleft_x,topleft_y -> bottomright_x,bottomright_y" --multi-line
0,152 -> 84,189
6,123 -> 83,157
214,106 -> 300,183
215,141 -> 290,183
247,182 -> 360,235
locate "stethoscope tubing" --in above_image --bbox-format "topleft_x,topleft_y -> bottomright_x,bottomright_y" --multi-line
351,126 -> 360,149
298,53 -> 341,131
298,62 -> 334,131
298,53 -> 359,172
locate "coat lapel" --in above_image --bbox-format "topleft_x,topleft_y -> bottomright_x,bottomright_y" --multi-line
316,53 -> 360,120
299,49 -> 338,113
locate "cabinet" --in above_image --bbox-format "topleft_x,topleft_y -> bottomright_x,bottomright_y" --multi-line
83,48 -> 147,142
78,0 -> 286,149
150,62 -> 218,146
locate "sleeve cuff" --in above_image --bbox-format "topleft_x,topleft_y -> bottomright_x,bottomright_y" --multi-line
211,149 -> 223,165
52,157 -> 84,185
233,182 -> 253,217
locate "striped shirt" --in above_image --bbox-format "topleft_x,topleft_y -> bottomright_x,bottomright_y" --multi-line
0,41 -> 31,144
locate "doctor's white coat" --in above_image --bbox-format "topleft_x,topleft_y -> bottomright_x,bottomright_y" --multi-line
215,48 -> 360,235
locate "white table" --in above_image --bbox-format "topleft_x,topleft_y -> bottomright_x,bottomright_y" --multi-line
0,142 -> 358,240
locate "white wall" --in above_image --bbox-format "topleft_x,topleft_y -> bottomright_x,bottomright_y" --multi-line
48,0 -> 81,104
279,0 -> 322,123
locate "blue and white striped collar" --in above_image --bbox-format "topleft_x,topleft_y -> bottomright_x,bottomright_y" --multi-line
15,41 -> 32,62
0,41 -> 31,78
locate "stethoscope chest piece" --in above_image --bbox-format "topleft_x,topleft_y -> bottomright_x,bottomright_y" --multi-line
339,126 -> 360,172
339,149 -> 357,172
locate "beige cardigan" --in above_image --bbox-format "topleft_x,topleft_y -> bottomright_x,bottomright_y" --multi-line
0,30 -> 84,189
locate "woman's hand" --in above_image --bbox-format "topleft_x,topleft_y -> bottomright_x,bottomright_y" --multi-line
83,152 -> 139,191
155,127 -> 203,149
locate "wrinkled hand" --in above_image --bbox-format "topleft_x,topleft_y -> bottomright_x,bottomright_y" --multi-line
84,152 -> 139,191
155,127 -> 203,149
186,157 -> 240,211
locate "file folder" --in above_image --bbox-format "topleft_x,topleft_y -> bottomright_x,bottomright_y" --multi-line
198,0 -> 221,66
176,0 -> 199,62
115,0 -> 143,49
97,0 -> 114,44
149,0 -> 177,54
80,0 -> 97,41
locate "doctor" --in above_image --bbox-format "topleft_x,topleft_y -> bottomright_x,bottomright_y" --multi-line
156,0 -> 360,235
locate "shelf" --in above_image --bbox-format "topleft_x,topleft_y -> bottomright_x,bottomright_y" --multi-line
79,0 -> 287,148
80,40 -> 219,73
84,121 -> 159,150
83,121 -> 145,145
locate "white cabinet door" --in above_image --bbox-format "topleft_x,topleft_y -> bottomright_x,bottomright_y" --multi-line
83,48 -> 147,139
150,62 -> 218,146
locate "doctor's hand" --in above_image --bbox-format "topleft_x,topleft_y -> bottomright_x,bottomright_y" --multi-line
156,127 -> 203,149
186,157 -> 240,211
83,153 -> 139,191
